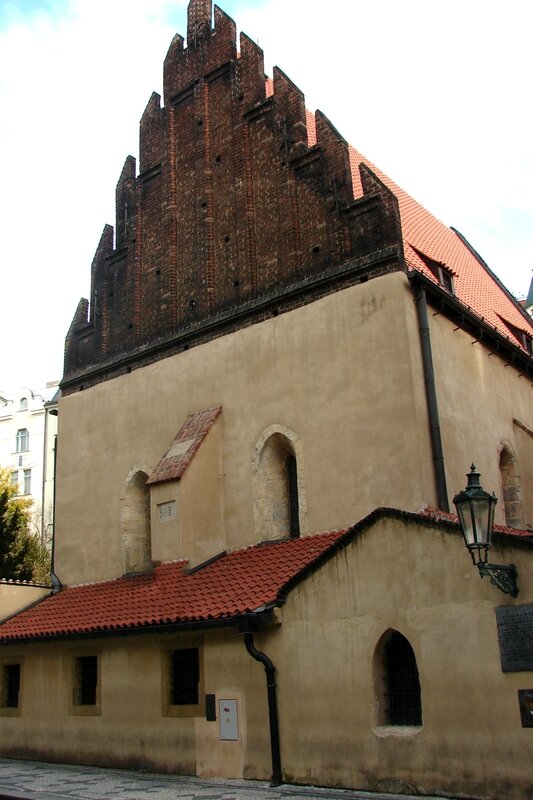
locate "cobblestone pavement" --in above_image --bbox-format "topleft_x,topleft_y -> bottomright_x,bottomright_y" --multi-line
0,759 -> 449,800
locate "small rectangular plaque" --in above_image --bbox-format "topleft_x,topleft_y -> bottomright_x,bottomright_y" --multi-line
158,501 -> 176,522
496,604 -> 533,672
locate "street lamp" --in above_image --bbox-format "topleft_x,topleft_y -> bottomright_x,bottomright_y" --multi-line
453,465 -> 518,597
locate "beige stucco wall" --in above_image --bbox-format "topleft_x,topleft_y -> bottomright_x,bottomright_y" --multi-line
1,516 -> 531,798
428,306 -> 533,526
0,629 -> 268,778
259,515 -> 533,799
0,583 -> 50,621
54,272 -> 433,584
54,270 -> 532,586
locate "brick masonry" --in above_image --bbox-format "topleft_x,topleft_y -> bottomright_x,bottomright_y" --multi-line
63,1 -> 405,393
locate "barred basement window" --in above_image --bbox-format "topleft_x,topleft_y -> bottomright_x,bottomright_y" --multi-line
2,664 -> 21,708
75,656 -> 98,706
170,648 -> 199,706
383,632 -> 422,726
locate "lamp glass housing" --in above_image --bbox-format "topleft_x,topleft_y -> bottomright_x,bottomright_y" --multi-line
453,466 -> 497,565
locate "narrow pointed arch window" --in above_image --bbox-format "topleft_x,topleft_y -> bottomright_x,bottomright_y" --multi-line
499,445 -> 523,528
252,426 -> 307,541
121,471 -> 151,575
287,453 -> 300,537
374,630 -> 422,728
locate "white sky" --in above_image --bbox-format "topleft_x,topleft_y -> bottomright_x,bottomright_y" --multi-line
1,0 -> 532,392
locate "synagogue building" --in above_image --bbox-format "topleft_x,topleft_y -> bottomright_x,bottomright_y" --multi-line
1,3 -> 533,797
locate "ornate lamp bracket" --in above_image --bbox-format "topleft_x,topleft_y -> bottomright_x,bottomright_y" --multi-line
477,562 -> 518,598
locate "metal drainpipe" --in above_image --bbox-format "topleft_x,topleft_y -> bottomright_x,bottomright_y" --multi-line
414,285 -> 450,512
243,631 -> 282,786
49,431 -> 62,593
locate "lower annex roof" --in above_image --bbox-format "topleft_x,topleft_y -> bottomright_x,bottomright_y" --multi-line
1,508 -> 531,644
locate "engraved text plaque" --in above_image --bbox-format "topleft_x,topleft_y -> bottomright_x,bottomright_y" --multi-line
496,604 -> 533,672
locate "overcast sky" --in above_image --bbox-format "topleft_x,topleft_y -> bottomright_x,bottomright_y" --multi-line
1,0 -> 532,393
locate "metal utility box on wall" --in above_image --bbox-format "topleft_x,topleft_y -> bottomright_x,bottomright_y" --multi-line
219,699 -> 238,741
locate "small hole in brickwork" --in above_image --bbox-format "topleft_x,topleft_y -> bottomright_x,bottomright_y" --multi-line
183,344 -> 189,351
109,291 -> 114,297
359,275 -> 368,283
311,245 -> 321,255
155,269 -> 161,276
79,385 -> 84,391
281,160 -> 286,167
128,323 -> 133,329
224,235 -> 230,243
126,366 -> 132,374
272,309 -> 279,317
215,154 -> 222,163
233,279 -> 240,288
197,119 -> 203,126
189,298 -> 197,309
201,201 -> 207,208
239,93 -> 244,102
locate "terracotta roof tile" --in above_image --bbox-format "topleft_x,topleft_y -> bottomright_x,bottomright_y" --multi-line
346,143 -> 533,349
419,506 -> 533,540
1,509 -> 531,642
147,406 -> 221,486
0,530 -> 346,641
302,103 -> 532,350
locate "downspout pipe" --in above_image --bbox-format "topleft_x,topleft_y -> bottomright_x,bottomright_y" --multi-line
413,284 -> 450,512
49,424 -> 62,593
243,630 -> 282,786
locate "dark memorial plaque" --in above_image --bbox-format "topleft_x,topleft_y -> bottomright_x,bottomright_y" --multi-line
496,604 -> 533,672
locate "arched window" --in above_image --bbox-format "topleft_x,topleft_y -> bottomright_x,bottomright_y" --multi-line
19,397 -> 28,411
374,630 -> 422,727
499,444 -> 523,528
252,426 -> 307,541
286,453 -> 300,537
120,471 -> 151,574
15,429 -> 29,453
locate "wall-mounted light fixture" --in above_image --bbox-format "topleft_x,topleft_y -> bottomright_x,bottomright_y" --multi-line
453,465 -> 518,597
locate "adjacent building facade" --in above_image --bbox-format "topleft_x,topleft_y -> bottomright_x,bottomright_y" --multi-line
1,3 -> 533,797
0,384 -> 59,546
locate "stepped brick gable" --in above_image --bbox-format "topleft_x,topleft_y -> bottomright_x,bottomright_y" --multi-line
63,1 -> 404,390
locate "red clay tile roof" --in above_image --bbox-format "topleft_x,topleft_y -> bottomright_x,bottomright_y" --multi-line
303,105 -> 532,351
419,505 -> 533,540
347,144 -> 533,350
0,530 -> 346,641
147,406 -> 221,486
1,508 -> 531,642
